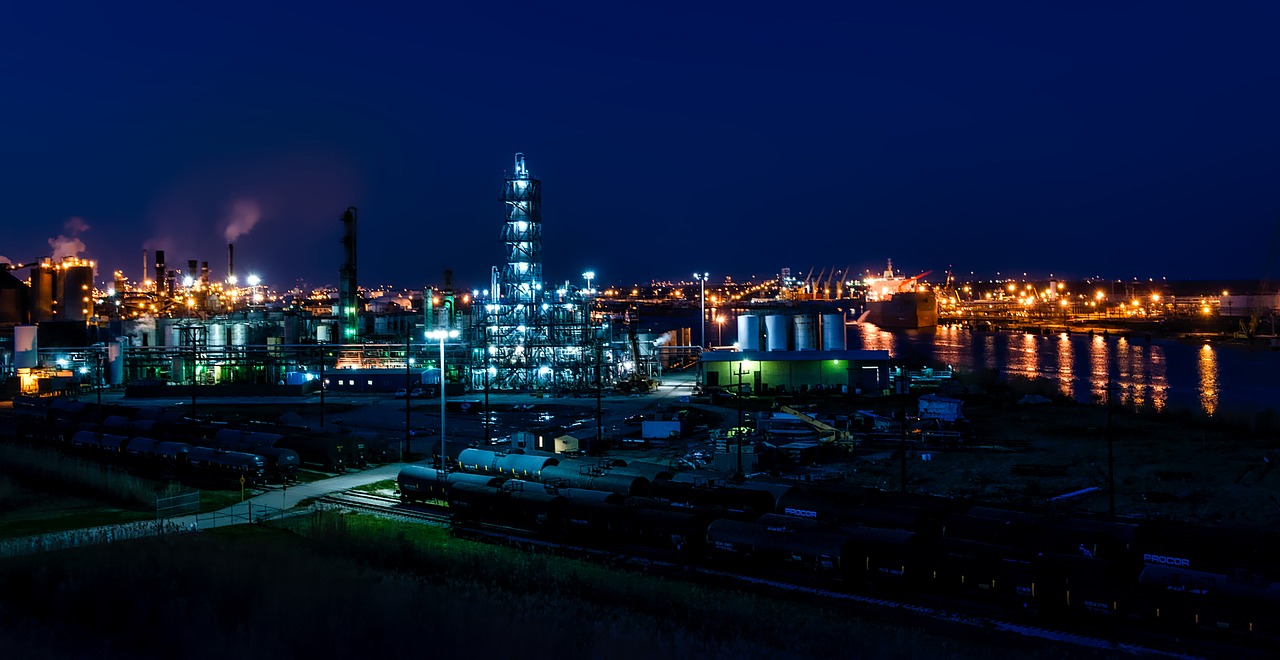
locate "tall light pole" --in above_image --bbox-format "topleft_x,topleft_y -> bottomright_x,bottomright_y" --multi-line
426,329 -> 459,471
694,273 -> 709,348
582,271 -> 595,295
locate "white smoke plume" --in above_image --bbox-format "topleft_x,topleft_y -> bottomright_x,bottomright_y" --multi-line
130,315 -> 158,346
224,199 -> 262,243
48,216 -> 91,260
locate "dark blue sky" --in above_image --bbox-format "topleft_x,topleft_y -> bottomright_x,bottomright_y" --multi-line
4,2 -> 1279,289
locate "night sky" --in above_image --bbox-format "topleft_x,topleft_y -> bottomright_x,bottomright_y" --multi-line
5,2 -> 1280,289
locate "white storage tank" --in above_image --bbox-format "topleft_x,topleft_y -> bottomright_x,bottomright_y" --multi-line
230,323 -> 248,346
794,315 -> 816,351
737,315 -> 761,350
821,314 -> 847,350
317,324 -> 332,343
208,322 -> 227,347
765,315 -> 789,351
14,325 -> 37,369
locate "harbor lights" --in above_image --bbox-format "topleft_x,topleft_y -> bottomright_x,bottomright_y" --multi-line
694,273 -> 709,348
426,329 -> 460,471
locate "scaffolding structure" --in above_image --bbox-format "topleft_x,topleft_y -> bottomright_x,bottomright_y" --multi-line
467,154 -> 617,392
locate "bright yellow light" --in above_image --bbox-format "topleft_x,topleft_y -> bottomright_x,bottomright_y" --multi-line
1151,294 -> 1161,302
1095,291 -> 1104,300
1202,306 -> 1211,314
1131,299 -> 1139,306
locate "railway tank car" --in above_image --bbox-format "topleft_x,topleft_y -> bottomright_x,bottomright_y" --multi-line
397,466 -> 505,505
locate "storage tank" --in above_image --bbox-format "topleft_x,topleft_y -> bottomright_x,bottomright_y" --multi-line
764,315 -> 789,351
316,324 -> 332,343
14,325 -> 37,369
60,263 -> 94,321
737,315 -> 761,350
208,322 -> 227,347
230,323 -> 247,346
108,338 -> 126,385
0,269 -> 30,324
794,315 -> 816,351
821,314 -> 847,350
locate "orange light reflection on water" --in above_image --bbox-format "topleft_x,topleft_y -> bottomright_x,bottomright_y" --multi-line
1057,333 -> 1073,399
1199,343 -> 1218,416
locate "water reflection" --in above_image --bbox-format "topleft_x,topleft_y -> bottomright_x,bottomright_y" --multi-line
1088,335 -> 1110,404
1198,344 -> 1218,416
1057,333 -> 1073,399
849,324 -> 1216,416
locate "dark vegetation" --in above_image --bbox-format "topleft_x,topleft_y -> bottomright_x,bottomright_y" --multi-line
0,444 -> 160,508
0,513 -> 1095,659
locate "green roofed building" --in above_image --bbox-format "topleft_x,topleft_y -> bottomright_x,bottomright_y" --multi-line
699,349 -> 890,396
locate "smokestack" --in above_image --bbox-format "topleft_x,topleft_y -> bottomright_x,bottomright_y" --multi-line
201,261 -> 209,287
187,260 -> 197,282
142,249 -> 148,285
154,250 -> 165,296
228,243 -> 234,282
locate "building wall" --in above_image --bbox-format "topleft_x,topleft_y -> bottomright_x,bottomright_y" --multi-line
704,357 -> 886,394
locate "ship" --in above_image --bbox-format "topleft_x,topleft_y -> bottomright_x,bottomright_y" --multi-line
859,259 -> 938,329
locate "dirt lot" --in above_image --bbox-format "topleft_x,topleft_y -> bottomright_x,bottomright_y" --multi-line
803,395 -> 1280,531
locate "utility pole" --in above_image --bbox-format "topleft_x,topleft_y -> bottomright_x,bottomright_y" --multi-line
734,360 -> 746,482
404,332 -> 412,462
318,343 -> 326,428
1107,369 -> 1115,517
95,347 -> 102,407
596,326 -> 603,454
897,366 -> 910,493
483,338 -> 491,447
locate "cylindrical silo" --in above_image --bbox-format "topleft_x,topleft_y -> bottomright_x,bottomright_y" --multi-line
60,263 -> 94,321
737,315 -> 761,351
14,325 -> 37,369
208,322 -> 227,347
230,323 -> 247,346
794,315 -> 816,351
765,315 -> 789,351
108,339 -> 126,385
821,314 -> 847,350
316,324 -> 332,343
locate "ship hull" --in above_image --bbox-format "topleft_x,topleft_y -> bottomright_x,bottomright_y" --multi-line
866,291 -> 937,329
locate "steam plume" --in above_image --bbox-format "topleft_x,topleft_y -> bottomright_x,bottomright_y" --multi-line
49,216 -> 91,260
224,199 -> 261,242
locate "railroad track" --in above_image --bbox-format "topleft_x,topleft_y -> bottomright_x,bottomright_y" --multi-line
315,492 -> 448,524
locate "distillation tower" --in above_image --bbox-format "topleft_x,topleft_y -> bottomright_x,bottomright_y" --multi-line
468,154 -> 612,391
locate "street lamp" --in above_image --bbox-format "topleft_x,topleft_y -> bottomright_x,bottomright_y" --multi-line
426,329 -> 459,471
716,314 -> 725,347
694,273 -> 709,348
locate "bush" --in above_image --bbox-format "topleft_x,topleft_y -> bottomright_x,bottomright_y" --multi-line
0,445 -> 158,508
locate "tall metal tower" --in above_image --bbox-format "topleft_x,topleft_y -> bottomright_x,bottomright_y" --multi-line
500,153 -> 541,309
468,153 -> 613,393
338,206 -> 359,342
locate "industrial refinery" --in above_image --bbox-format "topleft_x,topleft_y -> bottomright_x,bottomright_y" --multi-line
0,155 -> 677,399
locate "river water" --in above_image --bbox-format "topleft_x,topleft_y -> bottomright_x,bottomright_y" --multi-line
853,324 -> 1276,417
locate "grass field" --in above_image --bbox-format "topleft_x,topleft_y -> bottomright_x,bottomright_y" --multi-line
0,514 -> 1105,659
